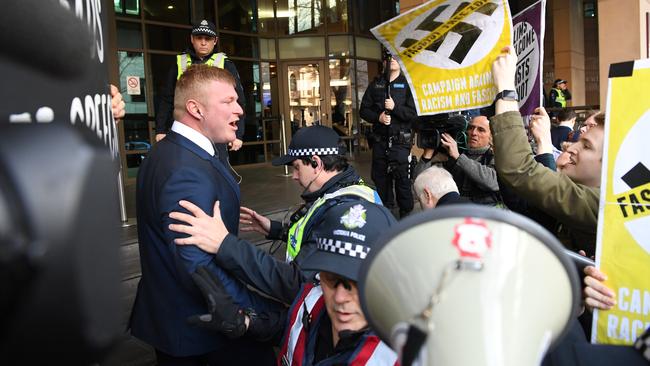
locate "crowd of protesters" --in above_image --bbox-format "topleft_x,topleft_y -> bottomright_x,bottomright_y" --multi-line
129,24 -> 649,365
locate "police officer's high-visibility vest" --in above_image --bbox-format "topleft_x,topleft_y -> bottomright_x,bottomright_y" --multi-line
286,184 -> 381,262
176,52 -> 227,79
552,87 -> 567,107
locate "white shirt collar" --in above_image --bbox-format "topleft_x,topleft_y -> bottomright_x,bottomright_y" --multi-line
171,121 -> 215,156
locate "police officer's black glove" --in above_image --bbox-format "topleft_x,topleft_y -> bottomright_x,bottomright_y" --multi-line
187,266 -> 247,339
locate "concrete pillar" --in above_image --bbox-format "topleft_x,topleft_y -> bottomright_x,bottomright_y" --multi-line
597,0 -> 649,107
552,0 -> 586,106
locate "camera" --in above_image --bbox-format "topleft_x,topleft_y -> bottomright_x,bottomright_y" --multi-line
382,48 -> 393,62
417,113 -> 470,151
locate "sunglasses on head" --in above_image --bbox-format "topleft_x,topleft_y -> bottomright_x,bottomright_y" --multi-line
319,272 -> 353,291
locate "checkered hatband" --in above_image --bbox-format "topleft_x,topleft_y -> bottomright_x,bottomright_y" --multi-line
288,147 -> 340,157
317,238 -> 370,259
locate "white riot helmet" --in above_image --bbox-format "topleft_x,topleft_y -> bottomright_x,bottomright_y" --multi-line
358,205 -> 580,366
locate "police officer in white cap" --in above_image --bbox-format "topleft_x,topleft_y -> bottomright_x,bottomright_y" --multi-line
182,200 -> 400,365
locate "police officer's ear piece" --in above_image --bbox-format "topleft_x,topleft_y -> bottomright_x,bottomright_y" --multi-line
310,159 -> 318,169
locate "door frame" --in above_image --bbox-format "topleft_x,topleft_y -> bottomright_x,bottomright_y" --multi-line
278,60 -> 332,141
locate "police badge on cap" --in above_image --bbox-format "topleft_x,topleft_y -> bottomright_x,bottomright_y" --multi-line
192,20 -> 217,37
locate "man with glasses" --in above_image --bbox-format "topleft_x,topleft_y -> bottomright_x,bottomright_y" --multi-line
174,200 -> 399,365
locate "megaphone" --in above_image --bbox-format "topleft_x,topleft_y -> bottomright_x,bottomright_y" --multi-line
359,205 -> 580,366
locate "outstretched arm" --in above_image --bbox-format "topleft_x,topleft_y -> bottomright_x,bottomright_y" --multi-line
169,200 -> 305,303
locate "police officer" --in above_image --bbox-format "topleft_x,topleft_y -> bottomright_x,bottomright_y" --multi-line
154,19 -> 246,166
360,52 -> 417,218
549,79 -> 572,108
182,200 -> 400,366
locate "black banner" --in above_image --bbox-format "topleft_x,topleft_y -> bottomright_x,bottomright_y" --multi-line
0,0 -> 118,158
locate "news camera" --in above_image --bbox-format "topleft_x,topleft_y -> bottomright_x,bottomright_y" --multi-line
416,112 -> 470,152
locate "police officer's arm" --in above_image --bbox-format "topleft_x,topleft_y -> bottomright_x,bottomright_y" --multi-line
359,83 -> 381,123
390,82 -> 418,126
224,60 -> 246,140
189,265 -> 287,343
563,88 -> 572,101
161,170 -> 279,314
155,65 -> 178,135
170,200 -> 305,304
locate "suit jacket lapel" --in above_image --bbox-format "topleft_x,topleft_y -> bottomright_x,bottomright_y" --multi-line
166,132 -> 240,201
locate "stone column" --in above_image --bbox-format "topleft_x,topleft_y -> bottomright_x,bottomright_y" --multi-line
597,0 -> 649,107
552,0 -> 586,106
400,0 -> 428,13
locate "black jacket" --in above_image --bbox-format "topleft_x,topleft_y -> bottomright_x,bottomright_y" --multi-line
154,47 -> 246,139
359,73 -> 417,142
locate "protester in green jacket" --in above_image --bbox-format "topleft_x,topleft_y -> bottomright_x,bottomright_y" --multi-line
490,45 -> 604,256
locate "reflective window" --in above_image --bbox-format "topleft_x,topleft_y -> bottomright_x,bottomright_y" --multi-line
230,60 -> 262,141
354,0 -> 380,35
218,0 -> 258,33
143,0 -> 190,24
266,142 -> 282,159
117,21 -> 143,49
355,37 -> 382,60
114,0 -> 140,16
261,62 -> 279,118
326,0 -> 348,33
122,116 -> 150,178
328,35 -> 352,57
258,0 -> 276,35
329,59 -> 353,136
264,118 -> 281,141
147,25 -> 190,52
260,38 -> 277,60
194,0 -> 216,23
230,144 -> 266,165
279,37 -> 325,58
287,63 -> 321,129
278,0 -> 325,35
118,52 -> 148,114
356,59 -> 381,111
219,33 -> 259,59
149,54 -> 177,118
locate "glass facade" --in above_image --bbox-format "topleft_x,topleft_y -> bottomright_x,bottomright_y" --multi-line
112,0 -> 395,179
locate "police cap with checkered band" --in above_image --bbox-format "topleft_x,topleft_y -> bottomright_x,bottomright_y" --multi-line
191,19 -> 217,37
272,125 -> 342,166
299,200 -> 396,281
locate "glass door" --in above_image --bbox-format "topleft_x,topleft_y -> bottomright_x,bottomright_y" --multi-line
282,61 -> 330,135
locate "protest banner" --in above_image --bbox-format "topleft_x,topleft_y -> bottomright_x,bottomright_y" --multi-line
513,0 -> 545,117
592,59 -> 650,345
372,0 -> 512,115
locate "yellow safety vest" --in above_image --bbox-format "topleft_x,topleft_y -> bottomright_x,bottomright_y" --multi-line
176,52 -> 227,79
286,184 -> 382,262
552,87 -> 566,107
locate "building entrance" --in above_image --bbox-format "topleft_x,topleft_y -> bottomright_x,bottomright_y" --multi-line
281,61 -> 331,136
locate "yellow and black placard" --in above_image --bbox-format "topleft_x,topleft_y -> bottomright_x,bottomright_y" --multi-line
593,59 -> 650,345
371,0 -> 512,115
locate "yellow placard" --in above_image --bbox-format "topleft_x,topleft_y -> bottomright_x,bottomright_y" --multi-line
593,60 -> 650,345
371,0 -> 512,115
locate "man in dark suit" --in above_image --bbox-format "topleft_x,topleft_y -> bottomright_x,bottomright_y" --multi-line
130,64 -> 277,365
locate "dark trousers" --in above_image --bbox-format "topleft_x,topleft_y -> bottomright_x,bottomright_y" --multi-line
371,142 -> 413,216
155,342 -> 275,366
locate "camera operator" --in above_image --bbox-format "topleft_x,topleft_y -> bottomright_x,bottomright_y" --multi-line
360,51 -> 417,218
421,115 -> 501,206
